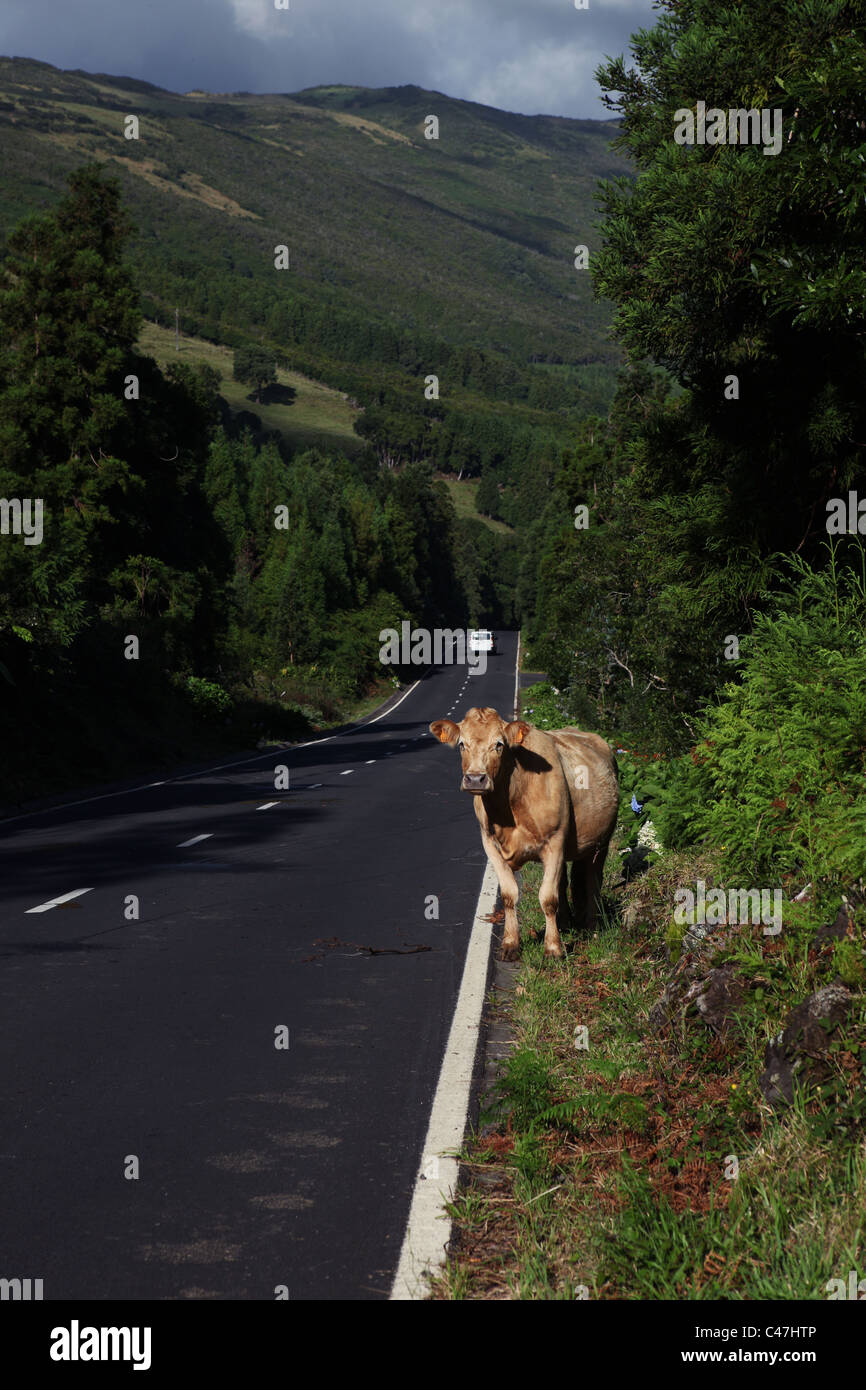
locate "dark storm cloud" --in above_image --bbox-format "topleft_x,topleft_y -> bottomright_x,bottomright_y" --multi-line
0,0 -> 659,117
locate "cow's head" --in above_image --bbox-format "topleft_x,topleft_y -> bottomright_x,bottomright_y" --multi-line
429,706 -> 530,793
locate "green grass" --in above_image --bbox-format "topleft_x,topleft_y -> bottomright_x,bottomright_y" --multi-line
437,475 -> 513,534
138,320 -> 365,455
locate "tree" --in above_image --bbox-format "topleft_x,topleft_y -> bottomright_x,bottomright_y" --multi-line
233,345 -> 277,403
0,163 -> 142,647
526,0 -> 866,747
0,163 -> 229,674
591,0 -> 866,618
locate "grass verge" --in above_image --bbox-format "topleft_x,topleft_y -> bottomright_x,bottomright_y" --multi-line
429,847 -> 866,1300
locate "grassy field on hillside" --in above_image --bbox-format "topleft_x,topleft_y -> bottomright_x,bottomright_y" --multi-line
138,320 -> 365,455
438,475 -> 513,535
141,320 -> 518,536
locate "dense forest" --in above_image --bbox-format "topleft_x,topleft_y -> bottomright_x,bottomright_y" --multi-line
523,0 -> 865,888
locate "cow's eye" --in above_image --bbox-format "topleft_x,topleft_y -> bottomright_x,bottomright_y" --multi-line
495,741 -> 504,752
458,741 -> 465,751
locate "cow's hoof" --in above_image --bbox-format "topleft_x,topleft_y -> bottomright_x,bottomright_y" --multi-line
544,944 -> 566,960
500,943 -> 520,962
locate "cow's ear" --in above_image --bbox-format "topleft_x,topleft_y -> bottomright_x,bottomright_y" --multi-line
504,720 -> 530,746
430,719 -> 460,745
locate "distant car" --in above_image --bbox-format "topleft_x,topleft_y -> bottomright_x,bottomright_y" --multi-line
468,629 -> 496,655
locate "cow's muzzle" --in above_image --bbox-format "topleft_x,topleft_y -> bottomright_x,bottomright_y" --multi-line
462,773 -> 491,793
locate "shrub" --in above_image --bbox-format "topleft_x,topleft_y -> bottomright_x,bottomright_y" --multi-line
658,544 -> 866,899
182,675 -> 233,719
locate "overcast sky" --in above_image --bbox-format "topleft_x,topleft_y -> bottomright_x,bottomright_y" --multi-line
0,0 -> 658,119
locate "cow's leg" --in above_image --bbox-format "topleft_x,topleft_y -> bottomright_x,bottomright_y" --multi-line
482,834 -> 521,961
557,861 -> 572,934
584,845 -> 609,932
570,858 -> 589,931
538,842 -> 567,958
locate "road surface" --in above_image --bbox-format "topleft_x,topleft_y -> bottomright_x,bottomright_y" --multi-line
0,633 -> 520,1300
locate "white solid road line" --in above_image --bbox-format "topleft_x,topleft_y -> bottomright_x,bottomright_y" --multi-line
26,887 -> 93,915
390,860 -> 499,1300
361,679 -> 422,727
0,678 -> 424,826
177,833 -> 212,848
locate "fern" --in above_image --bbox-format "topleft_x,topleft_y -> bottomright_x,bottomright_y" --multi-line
658,543 -> 866,893
531,1090 -> 649,1135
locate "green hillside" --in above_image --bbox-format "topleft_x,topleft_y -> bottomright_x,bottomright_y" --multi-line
0,57 -> 628,384
138,320 -> 365,455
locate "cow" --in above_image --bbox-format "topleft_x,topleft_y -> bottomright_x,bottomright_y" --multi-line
430,706 -> 619,960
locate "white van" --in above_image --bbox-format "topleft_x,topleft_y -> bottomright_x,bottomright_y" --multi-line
468,629 -> 496,654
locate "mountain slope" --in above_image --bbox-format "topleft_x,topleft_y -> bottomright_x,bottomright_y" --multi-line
0,57 -> 630,376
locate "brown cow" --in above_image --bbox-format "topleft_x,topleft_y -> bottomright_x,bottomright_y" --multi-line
430,706 -> 619,959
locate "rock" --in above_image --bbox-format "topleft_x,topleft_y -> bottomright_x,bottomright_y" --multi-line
650,934 -> 745,1034
619,845 -> 652,882
811,883 -> 864,950
636,818 -> 663,854
649,923 -> 744,1032
681,961 -> 745,1037
759,982 -> 852,1109
682,919 -> 722,954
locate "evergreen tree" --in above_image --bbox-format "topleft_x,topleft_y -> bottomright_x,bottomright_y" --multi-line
591,0 -> 866,624
527,0 -> 866,747
0,164 -> 142,646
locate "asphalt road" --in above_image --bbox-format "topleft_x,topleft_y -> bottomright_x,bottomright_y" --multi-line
0,633 -> 519,1300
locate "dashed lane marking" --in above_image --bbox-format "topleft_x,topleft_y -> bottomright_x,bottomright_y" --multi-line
26,888 -> 93,915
